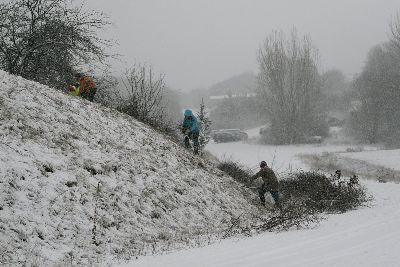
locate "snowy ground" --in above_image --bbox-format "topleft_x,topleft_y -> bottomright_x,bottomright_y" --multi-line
244,126 -> 264,139
124,139 -> 400,267
339,149 -> 400,171
206,141 -> 353,176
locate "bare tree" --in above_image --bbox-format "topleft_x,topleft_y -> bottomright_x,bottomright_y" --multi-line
210,96 -> 262,130
0,0 -> 112,90
92,71 -> 119,106
390,12 -> 400,54
257,29 -> 325,144
320,69 -> 351,122
349,44 -> 400,146
321,69 -> 350,96
346,15 -> 400,147
120,64 -> 166,126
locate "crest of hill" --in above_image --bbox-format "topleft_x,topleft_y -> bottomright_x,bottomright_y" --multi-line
0,71 -> 260,266
208,72 -> 256,96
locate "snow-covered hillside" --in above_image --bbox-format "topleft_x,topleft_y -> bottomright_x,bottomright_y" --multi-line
0,71 -> 262,266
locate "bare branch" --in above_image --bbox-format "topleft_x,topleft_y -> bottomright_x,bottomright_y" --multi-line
0,0 -> 113,89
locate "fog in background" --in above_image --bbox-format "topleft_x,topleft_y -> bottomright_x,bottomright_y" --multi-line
4,0 -> 398,144
86,0 -> 400,91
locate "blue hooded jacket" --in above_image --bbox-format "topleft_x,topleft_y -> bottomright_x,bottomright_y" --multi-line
182,109 -> 200,134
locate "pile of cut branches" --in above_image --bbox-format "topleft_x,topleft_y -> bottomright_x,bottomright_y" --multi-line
219,162 -> 370,237
280,171 -> 369,213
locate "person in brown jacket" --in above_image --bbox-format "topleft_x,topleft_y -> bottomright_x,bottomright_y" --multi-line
249,160 -> 282,209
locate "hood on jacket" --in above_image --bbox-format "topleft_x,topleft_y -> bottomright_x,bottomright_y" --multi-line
184,109 -> 194,117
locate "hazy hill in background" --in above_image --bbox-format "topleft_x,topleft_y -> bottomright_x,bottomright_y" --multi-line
208,72 -> 256,97
180,72 -> 257,109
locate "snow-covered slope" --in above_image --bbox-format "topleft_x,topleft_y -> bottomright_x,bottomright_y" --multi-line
0,71 -> 261,266
126,143 -> 400,267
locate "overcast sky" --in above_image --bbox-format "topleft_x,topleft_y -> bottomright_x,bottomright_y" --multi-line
86,0 -> 400,91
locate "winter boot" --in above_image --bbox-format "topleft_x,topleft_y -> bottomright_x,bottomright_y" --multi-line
259,195 -> 266,206
184,136 -> 191,149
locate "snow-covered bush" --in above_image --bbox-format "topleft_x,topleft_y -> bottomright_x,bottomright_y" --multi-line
280,171 -> 370,213
219,161 -> 370,236
217,160 -> 252,186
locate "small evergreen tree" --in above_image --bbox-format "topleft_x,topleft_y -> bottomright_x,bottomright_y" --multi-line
197,98 -> 212,155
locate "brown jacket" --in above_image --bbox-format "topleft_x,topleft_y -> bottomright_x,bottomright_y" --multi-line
250,166 -> 279,191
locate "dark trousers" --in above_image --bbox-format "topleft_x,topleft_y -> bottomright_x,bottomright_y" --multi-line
259,186 -> 280,205
184,132 -> 199,154
81,88 -> 97,102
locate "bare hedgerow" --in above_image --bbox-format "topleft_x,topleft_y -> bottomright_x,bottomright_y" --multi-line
280,171 -> 370,213
218,161 -> 371,237
217,160 -> 253,187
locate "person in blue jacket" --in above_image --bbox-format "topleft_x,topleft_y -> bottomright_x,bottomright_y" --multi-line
182,109 -> 200,154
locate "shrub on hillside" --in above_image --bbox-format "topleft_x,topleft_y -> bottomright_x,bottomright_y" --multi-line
280,171 -> 369,213
217,161 -> 252,186
219,161 -> 370,236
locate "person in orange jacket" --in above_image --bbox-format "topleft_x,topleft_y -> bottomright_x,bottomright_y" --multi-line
68,73 -> 97,102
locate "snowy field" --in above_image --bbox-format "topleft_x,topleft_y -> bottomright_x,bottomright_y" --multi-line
339,149 -> 400,171
206,141 -> 353,176
124,140 -> 400,267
